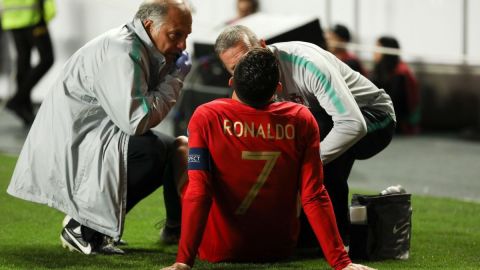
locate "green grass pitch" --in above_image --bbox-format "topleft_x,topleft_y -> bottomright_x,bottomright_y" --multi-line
0,154 -> 479,269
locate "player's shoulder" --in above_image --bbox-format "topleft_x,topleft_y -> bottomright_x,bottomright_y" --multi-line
189,99 -> 233,129
271,101 -> 318,135
194,98 -> 235,116
199,98 -> 234,109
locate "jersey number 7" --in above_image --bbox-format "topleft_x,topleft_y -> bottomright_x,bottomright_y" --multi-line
235,151 -> 281,215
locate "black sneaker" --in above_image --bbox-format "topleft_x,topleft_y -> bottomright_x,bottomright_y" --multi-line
60,217 -> 125,255
62,215 -> 127,247
60,225 -> 94,255
96,236 -> 126,255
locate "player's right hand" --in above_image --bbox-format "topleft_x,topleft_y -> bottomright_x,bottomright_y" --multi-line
160,262 -> 191,270
341,263 -> 377,270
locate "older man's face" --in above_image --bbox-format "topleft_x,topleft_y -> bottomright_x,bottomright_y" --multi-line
218,41 -> 250,75
146,4 -> 192,64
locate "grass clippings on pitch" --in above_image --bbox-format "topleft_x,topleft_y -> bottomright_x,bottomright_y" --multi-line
0,154 -> 479,269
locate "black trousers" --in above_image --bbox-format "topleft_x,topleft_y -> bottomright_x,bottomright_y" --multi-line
298,109 -> 395,247
10,22 -> 53,111
126,130 -> 181,223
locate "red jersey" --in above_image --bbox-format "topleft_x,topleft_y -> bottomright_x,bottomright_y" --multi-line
177,98 -> 351,270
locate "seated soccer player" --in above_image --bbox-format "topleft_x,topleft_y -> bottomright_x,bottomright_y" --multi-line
161,48 -> 375,270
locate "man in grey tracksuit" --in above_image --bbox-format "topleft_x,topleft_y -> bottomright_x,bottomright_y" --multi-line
7,0 -> 192,254
215,25 -> 396,247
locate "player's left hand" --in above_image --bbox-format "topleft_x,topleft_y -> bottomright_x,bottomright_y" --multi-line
342,263 -> 377,270
160,262 -> 191,270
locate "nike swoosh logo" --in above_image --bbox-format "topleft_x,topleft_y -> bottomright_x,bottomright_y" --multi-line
65,228 -> 92,254
393,222 -> 409,234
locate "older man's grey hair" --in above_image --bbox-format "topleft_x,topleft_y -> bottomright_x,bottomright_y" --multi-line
214,25 -> 261,56
135,0 -> 170,30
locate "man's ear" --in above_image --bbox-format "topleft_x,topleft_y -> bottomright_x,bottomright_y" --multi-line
276,82 -> 283,93
143,19 -> 153,33
260,39 -> 267,48
228,77 -> 234,87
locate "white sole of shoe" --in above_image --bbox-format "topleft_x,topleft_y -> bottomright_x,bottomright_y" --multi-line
60,235 -> 82,254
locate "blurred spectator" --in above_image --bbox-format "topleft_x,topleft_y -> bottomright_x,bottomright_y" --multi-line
326,24 -> 366,75
199,0 -> 260,87
226,0 -> 259,25
372,36 -> 420,135
1,0 -> 55,126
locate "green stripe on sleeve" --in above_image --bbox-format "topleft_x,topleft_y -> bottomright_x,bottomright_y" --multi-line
131,37 -> 149,113
279,52 -> 346,114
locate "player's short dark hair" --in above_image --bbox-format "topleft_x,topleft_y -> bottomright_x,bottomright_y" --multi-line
232,48 -> 279,108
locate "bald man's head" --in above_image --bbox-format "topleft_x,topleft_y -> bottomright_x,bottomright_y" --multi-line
135,0 -> 191,31
136,0 -> 192,63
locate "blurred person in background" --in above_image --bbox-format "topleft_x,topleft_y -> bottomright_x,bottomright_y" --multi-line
372,36 -> 420,135
1,0 -> 55,126
226,0 -> 259,25
7,0 -> 191,255
326,24 -> 365,75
